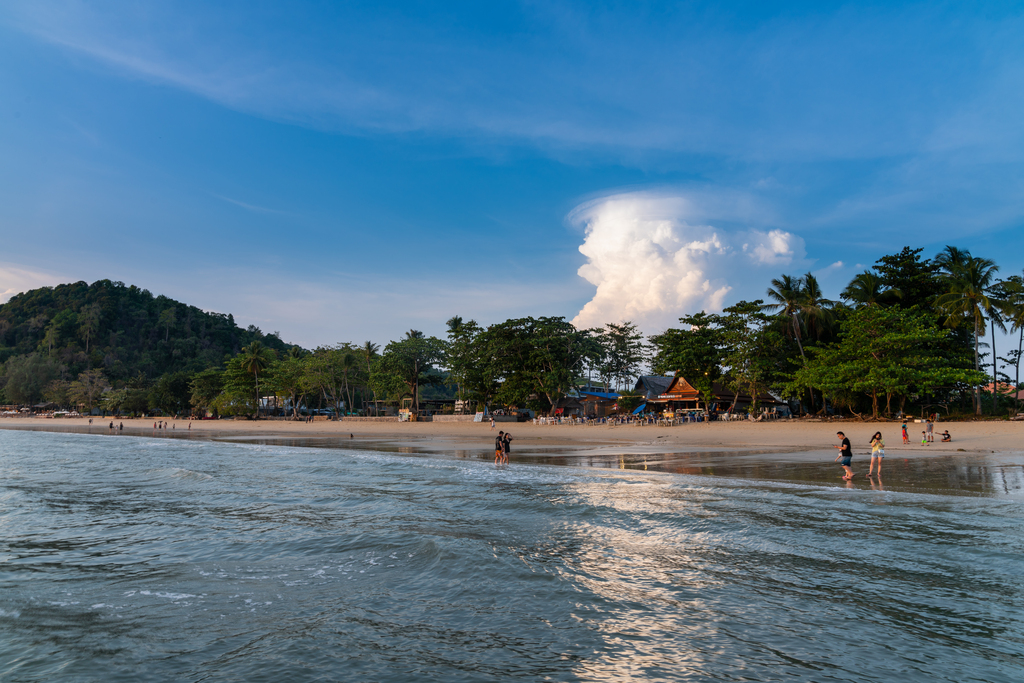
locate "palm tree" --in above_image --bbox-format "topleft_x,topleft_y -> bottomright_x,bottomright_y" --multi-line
798,273 -> 835,341
983,291 -> 1007,413
764,274 -> 824,413
763,274 -> 805,356
841,271 -> 902,308
239,341 -> 273,418
996,274 -> 1024,415
934,245 -> 971,273
361,341 -> 380,413
934,251 -> 999,414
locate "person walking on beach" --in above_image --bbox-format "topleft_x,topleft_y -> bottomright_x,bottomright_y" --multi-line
490,417 -> 495,430
502,432 -> 512,464
834,431 -> 854,479
901,421 -> 909,444
868,431 -> 884,477
926,419 -> 934,443
495,430 -> 505,463
921,431 -> 928,446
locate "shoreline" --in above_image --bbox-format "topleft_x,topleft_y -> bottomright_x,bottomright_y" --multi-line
3,417 -> 1022,496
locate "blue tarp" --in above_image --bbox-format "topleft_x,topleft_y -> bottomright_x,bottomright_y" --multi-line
579,391 -> 620,400
632,403 -> 647,414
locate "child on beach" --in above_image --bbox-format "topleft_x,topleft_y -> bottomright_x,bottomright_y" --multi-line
941,430 -> 952,442
921,431 -> 928,446
868,431 -> 884,477
902,421 -> 909,444
834,431 -> 855,479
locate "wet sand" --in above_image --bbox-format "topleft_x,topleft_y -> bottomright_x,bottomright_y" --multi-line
3,416 -> 1023,496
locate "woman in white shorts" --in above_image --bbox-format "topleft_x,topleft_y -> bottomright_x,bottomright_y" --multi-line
868,431 -> 885,477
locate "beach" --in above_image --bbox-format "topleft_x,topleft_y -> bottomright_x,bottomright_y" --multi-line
3,415 -> 1021,471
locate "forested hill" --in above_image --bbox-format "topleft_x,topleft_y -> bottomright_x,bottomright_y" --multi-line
0,280 -> 293,383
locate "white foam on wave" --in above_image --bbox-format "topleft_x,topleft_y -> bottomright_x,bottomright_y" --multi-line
0,608 -> 21,618
138,590 -> 197,600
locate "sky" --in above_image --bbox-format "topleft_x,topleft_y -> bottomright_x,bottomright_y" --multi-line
1,1 -> 1023,350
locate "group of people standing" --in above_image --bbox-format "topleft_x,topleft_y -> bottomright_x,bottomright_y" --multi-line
835,423 -> 953,480
834,431 -> 886,480
494,430 -> 512,464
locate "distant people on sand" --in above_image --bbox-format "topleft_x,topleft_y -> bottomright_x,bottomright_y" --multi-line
925,419 -> 934,443
490,417 -> 496,430
834,431 -> 854,479
868,431 -> 884,477
941,430 -> 952,442
902,421 -> 909,444
921,431 -> 928,446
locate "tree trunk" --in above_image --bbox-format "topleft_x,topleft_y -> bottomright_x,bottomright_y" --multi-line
1017,327 -> 1022,416
791,314 -> 816,414
974,317 -> 981,415
871,390 -> 878,419
991,319 -> 999,414
413,361 -> 420,414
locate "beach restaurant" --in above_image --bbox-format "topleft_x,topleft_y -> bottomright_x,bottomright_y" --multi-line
645,376 -> 784,414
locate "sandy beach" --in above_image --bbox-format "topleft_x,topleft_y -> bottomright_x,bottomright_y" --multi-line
3,415 -> 1021,467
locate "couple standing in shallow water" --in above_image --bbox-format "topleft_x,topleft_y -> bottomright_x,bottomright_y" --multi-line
834,431 -> 885,480
494,430 -> 512,464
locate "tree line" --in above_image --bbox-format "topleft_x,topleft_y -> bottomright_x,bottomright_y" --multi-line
1,245 -> 1022,419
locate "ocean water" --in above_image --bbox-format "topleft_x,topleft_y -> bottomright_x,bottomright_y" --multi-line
1,430 -> 1022,682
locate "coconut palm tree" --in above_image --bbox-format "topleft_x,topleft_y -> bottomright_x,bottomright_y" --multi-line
362,340 -> 380,413
239,340 -> 274,418
764,274 -> 826,413
934,251 -> 999,414
841,271 -> 902,308
995,274 -> 1024,415
798,273 -> 835,341
763,274 -> 805,356
983,291 -> 1007,413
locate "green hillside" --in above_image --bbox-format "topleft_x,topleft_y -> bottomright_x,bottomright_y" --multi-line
0,280 -> 294,405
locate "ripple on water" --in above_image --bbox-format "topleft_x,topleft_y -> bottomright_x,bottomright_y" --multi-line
0,429 -> 1022,682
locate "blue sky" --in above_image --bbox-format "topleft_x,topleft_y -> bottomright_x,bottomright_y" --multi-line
1,1 -> 1023,348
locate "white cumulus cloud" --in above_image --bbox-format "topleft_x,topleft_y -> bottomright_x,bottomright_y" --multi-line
570,191 -> 806,332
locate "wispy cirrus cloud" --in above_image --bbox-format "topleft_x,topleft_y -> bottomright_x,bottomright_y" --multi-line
210,194 -> 286,214
6,1 -> 1023,163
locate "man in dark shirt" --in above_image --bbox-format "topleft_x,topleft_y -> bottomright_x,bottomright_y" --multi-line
501,432 -> 512,464
495,431 -> 505,463
834,431 -> 854,479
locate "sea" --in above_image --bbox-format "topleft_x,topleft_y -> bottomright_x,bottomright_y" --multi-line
1,428 -> 1022,682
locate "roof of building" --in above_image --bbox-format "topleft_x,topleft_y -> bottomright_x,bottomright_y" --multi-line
634,375 -> 674,398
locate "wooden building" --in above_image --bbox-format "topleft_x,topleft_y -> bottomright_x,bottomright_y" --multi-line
646,376 -> 784,413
